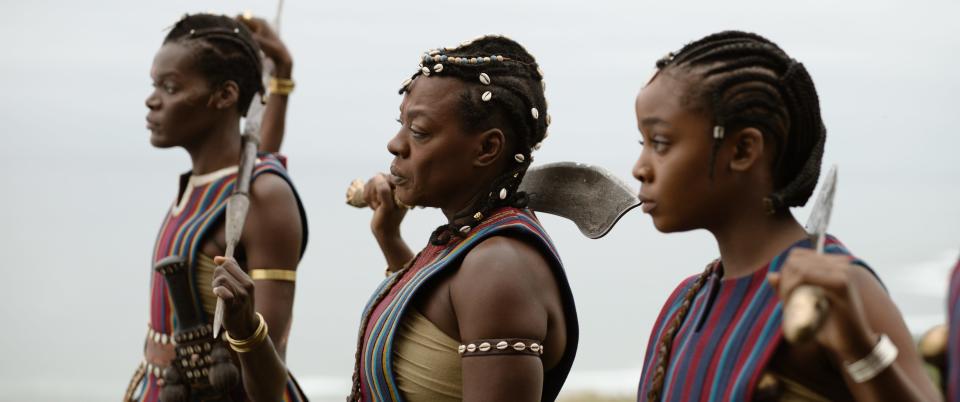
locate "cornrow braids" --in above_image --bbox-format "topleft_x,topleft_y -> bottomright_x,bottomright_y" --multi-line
646,262 -> 718,402
399,35 -> 551,244
164,13 -> 265,115
653,30 -> 826,213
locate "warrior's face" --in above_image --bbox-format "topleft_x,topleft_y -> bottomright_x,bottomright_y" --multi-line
145,42 -> 231,149
387,76 -> 506,212
632,71 -> 749,233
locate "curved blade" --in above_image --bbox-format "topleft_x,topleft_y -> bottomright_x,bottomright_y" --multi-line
519,162 -> 641,239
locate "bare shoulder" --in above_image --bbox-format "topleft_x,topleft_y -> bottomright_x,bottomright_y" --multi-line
449,235 -> 557,340
243,172 -> 302,263
249,172 -> 297,208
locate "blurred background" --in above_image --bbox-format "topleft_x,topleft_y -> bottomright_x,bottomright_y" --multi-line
1,0 -> 958,400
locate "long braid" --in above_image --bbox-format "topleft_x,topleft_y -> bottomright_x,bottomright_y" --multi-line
645,31 -> 827,401
655,31 -> 826,212
646,263 -> 717,402
164,14 -> 265,115
399,35 -> 550,244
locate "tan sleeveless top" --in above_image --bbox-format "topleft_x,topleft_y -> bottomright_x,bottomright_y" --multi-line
392,308 -> 462,401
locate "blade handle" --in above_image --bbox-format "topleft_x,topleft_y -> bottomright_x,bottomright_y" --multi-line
782,284 -> 829,343
783,232 -> 831,343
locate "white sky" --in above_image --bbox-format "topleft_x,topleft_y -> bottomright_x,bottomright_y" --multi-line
1,0 -> 958,400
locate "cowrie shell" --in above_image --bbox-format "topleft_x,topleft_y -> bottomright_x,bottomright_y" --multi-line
481,91 -> 492,102
479,73 -> 491,85
531,108 -> 539,119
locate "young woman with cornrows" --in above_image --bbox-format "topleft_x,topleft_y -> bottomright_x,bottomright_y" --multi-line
631,31 -> 940,401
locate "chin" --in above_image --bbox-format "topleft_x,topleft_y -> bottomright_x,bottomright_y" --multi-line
149,133 -> 175,148
394,188 -> 419,208
649,215 -> 693,234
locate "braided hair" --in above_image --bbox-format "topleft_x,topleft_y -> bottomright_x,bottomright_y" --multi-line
347,36 -> 549,401
163,13 -> 264,115
652,30 -> 826,214
400,35 -> 550,245
644,31 -> 826,401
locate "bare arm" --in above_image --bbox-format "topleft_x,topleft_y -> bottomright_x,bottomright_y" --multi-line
771,249 -> 942,401
450,237 -> 565,402
212,174 -> 303,401
364,173 -> 413,272
237,15 -> 292,154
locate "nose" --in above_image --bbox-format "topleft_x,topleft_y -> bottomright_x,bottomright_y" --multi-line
386,129 -> 407,158
145,90 -> 160,110
632,151 -> 652,183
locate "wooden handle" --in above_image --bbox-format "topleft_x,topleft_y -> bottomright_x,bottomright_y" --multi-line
782,284 -> 829,343
345,178 -> 367,208
918,323 -> 948,367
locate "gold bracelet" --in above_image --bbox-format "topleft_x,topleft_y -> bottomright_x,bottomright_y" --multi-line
250,269 -> 296,282
268,77 -> 295,96
224,312 -> 269,353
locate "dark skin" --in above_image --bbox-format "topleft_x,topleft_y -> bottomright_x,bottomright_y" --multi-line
632,70 -> 940,401
362,76 -> 568,401
236,15 -> 292,153
146,23 -> 302,401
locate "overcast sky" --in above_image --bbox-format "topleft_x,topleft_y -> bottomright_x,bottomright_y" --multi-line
1,0 -> 958,400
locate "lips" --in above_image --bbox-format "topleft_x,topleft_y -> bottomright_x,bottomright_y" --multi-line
146,116 -> 159,131
389,164 -> 408,185
638,194 -> 656,213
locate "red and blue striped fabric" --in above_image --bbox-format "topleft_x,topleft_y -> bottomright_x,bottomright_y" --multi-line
637,235 -> 865,402
133,153 -> 307,402
947,254 -> 960,401
355,207 -> 577,402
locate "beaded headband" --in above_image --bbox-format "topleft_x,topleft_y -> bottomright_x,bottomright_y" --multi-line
399,34 -> 551,154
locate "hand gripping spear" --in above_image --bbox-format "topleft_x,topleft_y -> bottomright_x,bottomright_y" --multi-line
782,164 -> 838,343
212,1 -> 285,340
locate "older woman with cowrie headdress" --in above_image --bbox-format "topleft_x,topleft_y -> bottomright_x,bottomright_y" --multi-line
348,35 -> 578,402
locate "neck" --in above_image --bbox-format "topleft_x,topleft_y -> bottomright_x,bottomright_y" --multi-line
440,169 -> 502,222
441,187 -> 486,222
709,204 -> 807,278
185,118 -> 242,175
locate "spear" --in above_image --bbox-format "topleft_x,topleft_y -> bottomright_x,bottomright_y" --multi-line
782,164 -> 838,343
212,2 -> 285,340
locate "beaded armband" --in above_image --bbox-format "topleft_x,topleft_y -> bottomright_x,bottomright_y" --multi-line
458,338 -> 544,358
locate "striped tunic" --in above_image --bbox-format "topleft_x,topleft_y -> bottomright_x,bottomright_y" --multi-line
948,255 -> 960,401
637,235 -> 867,402
127,153 -> 309,402
355,207 -> 579,402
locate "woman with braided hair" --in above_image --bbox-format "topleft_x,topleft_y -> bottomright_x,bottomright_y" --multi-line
125,13 -> 309,402
631,31 -> 939,401
349,35 -> 578,402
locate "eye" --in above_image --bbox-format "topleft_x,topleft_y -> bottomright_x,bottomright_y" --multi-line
395,117 -> 403,125
639,133 -> 670,153
409,126 -> 427,139
159,80 -> 176,94
650,137 -> 670,153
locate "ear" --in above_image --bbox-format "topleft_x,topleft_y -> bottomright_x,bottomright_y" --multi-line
473,128 -> 505,167
728,127 -> 765,172
208,80 -> 240,111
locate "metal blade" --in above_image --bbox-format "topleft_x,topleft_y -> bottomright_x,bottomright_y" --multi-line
804,165 -> 838,253
519,162 -> 641,239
